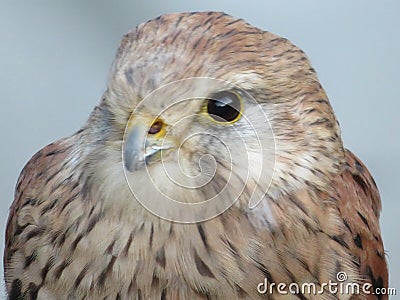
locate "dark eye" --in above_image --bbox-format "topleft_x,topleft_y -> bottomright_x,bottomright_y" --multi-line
206,91 -> 242,123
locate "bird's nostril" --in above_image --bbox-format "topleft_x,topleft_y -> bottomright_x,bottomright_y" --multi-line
148,120 -> 163,134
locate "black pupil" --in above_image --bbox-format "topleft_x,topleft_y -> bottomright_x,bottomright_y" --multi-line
207,91 -> 241,122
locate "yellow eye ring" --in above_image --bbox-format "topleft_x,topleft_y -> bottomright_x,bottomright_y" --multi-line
203,90 -> 243,124
148,118 -> 166,138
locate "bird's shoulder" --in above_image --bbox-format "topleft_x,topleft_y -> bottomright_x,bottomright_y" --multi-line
4,137 -> 75,267
335,149 -> 388,295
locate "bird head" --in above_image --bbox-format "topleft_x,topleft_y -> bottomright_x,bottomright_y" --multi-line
85,12 -> 345,223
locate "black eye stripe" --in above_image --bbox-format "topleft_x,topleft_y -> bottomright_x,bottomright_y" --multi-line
206,91 -> 242,123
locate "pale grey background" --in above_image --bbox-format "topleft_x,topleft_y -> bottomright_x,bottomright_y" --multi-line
1,1 -> 399,297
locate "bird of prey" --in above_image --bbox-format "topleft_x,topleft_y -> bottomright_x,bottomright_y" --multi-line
4,12 -> 388,299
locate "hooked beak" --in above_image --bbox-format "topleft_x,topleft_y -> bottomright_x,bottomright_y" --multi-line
123,116 -> 176,172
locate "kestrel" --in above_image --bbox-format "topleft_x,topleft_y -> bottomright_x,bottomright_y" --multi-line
4,12 -> 388,299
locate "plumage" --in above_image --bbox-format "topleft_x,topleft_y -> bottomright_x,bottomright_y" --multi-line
4,12 -> 387,299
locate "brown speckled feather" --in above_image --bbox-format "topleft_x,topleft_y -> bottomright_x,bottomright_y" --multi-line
336,150 -> 388,299
4,145 -> 388,299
